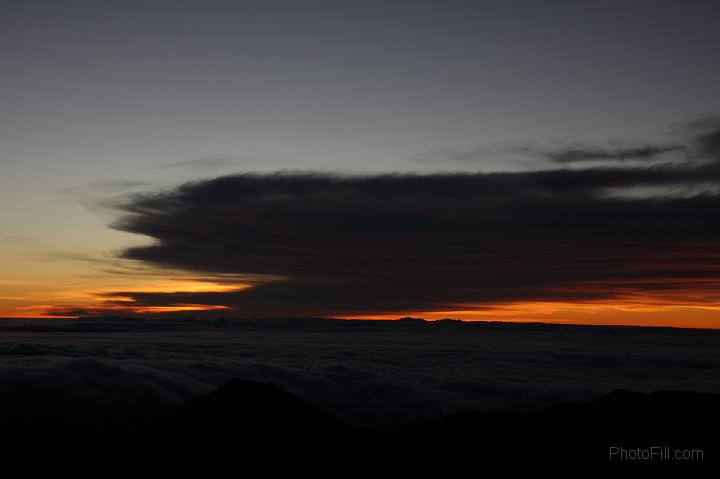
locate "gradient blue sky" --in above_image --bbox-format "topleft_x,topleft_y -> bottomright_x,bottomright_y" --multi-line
2,0 -> 719,321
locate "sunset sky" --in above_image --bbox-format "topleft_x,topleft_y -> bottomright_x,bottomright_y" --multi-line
2,0 -> 720,327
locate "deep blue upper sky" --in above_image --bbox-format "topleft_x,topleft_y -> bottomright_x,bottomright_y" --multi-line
3,1 -> 719,177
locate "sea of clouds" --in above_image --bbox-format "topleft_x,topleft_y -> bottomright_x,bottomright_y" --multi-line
0,319 -> 718,426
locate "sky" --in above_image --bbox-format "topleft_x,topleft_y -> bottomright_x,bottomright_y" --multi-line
1,0 -> 720,326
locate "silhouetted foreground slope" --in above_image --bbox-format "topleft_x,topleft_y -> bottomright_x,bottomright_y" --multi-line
150,380 -> 718,473
2,379 -> 716,474
171,378 -> 350,435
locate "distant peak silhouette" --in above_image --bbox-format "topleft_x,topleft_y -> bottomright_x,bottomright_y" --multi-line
172,378 -> 350,437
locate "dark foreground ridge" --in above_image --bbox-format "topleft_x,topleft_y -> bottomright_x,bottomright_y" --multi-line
1,378 -> 717,474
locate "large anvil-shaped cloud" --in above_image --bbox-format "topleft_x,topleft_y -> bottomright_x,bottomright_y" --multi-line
59,117 -> 720,318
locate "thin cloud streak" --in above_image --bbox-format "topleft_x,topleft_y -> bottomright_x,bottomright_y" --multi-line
153,158 -> 263,170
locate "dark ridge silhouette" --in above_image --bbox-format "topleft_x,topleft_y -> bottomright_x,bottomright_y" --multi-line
170,378 -> 350,435
1,379 -> 716,473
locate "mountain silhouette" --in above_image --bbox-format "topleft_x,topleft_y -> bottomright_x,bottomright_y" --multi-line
170,378 -> 350,436
143,379 -> 718,473
1,378 -> 716,474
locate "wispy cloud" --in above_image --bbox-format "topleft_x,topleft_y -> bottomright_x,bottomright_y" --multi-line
411,116 -> 720,168
526,143 -> 683,164
153,157 -> 267,170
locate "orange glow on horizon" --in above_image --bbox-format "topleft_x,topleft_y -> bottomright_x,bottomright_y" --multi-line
3,300 -> 719,328
340,301 -> 720,329
2,275 -> 720,328
128,304 -> 229,314
0,278 -> 249,318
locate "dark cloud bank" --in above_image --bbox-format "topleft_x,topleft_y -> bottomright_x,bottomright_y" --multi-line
57,116 -> 720,318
